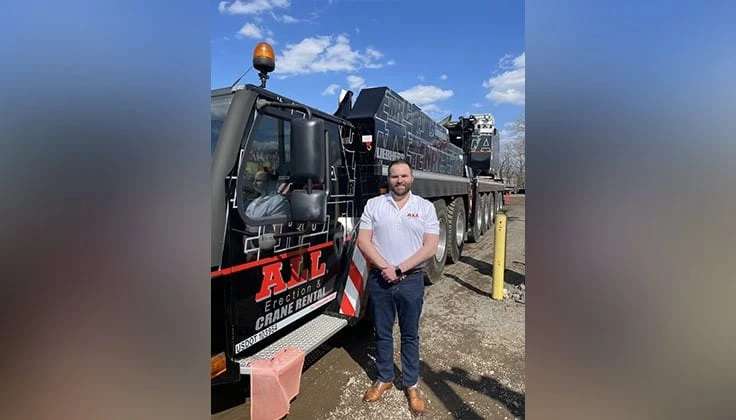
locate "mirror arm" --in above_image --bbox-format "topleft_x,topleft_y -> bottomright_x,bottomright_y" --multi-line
255,99 -> 312,120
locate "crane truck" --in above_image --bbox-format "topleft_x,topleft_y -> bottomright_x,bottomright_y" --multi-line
442,112 -> 509,242
210,42 -> 508,391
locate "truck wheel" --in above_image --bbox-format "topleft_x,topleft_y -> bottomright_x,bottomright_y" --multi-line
425,199 -> 448,285
490,194 -> 497,224
479,194 -> 489,235
467,194 -> 482,243
483,194 -> 493,232
446,197 -> 466,264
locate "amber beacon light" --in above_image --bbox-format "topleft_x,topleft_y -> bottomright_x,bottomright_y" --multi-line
253,42 -> 275,88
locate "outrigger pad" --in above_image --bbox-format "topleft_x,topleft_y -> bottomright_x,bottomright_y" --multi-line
249,346 -> 306,420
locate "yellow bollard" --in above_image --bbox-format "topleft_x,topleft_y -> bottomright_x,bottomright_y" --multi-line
492,212 -> 507,300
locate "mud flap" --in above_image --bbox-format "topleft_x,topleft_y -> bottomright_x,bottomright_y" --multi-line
211,358 -> 242,386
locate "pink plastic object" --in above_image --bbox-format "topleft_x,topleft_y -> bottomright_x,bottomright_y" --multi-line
249,347 -> 306,420
272,347 -> 306,401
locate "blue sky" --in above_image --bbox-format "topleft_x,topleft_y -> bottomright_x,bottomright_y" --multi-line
212,0 -> 524,140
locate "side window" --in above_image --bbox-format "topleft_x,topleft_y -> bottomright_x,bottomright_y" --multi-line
240,114 -> 292,223
326,122 -> 342,167
211,94 -> 233,156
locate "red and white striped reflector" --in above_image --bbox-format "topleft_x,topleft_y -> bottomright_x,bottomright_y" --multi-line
339,246 -> 369,317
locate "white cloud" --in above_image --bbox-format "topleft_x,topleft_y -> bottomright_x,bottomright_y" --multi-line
514,53 -> 525,68
497,53 -> 513,69
219,0 -> 290,15
347,75 -> 365,89
355,27 -> 360,34
322,84 -> 340,96
500,128 -> 519,142
235,23 -> 276,43
398,85 -> 454,108
417,74 -> 425,82
281,14 -> 298,23
483,52 -> 525,105
264,28 -> 276,44
472,102 -> 483,108
274,35 -> 389,76
440,74 -> 448,80
271,12 -> 298,23
397,85 -> 453,119
419,103 -> 452,120
237,23 -> 263,39
386,59 -> 395,66
497,53 -> 524,70
500,121 -> 525,142
365,48 -> 383,60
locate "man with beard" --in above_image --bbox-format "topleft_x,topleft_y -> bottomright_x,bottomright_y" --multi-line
356,159 -> 440,416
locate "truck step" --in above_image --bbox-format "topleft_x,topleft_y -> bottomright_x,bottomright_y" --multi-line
236,314 -> 348,375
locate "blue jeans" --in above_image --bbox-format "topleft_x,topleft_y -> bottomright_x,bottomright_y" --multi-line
367,269 -> 425,387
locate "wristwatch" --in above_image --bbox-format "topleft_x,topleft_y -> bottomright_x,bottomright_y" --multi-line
395,267 -> 403,277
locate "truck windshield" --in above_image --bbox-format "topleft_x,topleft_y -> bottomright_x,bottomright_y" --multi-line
211,93 -> 234,155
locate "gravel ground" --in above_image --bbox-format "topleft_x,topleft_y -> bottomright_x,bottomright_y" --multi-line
213,195 -> 526,420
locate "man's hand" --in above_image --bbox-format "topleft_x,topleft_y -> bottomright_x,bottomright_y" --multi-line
380,265 -> 401,283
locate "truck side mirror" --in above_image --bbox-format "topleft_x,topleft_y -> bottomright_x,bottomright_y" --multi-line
290,118 -> 328,223
290,190 -> 327,223
291,118 -> 325,182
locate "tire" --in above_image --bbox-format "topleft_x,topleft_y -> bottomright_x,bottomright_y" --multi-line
479,194 -> 489,235
490,193 -> 497,224
467,193 -> 482,243
484,194 -> 493,232
446,197 -> 466,264
425,199 -> 448,285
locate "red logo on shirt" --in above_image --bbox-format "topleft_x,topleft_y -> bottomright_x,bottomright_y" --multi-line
407,213 -> 420,218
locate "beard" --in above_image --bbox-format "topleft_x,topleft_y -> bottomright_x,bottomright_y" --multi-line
390,182 -> 412,197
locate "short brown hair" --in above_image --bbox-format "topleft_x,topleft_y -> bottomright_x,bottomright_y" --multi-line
387,159 -> 413,174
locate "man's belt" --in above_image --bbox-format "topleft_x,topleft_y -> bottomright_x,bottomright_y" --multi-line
370,266 -> 425,275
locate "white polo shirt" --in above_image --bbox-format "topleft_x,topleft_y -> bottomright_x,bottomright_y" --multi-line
359,191 -> 440,267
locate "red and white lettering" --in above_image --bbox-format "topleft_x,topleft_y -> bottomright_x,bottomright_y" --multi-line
286,255 -> 307,288
309,251 -> 326,280
255,262 -> 287,302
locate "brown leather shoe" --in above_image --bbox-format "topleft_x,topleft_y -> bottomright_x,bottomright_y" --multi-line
405,386 -> 426,416
362,381 -> 394,402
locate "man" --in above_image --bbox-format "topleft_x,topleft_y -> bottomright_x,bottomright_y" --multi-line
357,159 -> 440,416
245,170 -> 289,219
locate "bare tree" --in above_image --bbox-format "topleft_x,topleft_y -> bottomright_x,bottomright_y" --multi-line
499,141 -> 514,182
512,114 -> 525,190
503,113 -> 525,190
